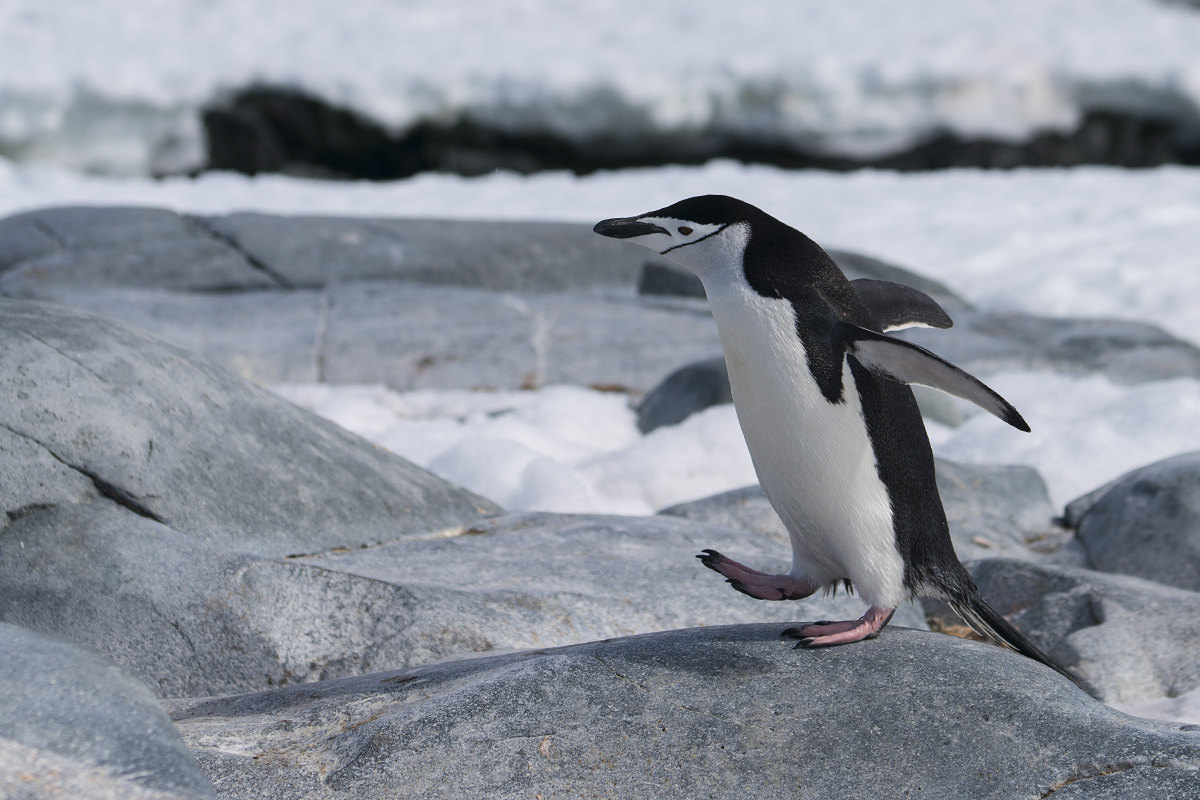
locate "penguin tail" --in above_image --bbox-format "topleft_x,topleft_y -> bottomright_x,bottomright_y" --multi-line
945,586 -> 1098,698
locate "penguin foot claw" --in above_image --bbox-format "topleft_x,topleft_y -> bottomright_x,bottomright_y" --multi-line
784,606 -> 896,648
697,549 -> 816,601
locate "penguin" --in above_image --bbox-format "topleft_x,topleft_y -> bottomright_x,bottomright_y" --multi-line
594,194 -> 1085,689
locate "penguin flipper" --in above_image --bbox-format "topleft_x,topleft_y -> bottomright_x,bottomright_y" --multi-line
850,279 -> 954,332
840,323 -> 1030,432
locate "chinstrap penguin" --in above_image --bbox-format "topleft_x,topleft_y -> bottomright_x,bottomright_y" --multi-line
594,194 -> 1086,690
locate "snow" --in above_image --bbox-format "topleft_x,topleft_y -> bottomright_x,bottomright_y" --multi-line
1114,685 -> 1200,726
4,0 -> 1200,174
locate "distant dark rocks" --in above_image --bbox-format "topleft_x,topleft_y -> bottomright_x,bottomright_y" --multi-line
198,85 -> 1200,180
966,558 -> 1200,704
165,624 -> 1200,800
0,623 -> 214,800
1063,452 -> 1200,593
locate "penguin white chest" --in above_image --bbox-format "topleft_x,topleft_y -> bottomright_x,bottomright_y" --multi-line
706,285 -> 906,608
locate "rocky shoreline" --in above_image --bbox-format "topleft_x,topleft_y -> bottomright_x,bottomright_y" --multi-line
2,207 -> 1199,798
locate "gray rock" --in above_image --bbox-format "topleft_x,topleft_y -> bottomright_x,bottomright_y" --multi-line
968,558 -> 1200,703
27,286 -> 327,384
0,503 -> 923,698
902,311 -> 1200,385
165,624 -> 1200,800
0,300 -> 502,696
323,282 -> 721,392
1064,452 -> 1200,593
0,299 -> 496,559
297,511 -> 927,653
660,458 -> 1074,564
635,356 -> 731,432
0,207 -> 275,295
0,503 -> 439,698
0,622 -> 214,799
201,214 -> 648,291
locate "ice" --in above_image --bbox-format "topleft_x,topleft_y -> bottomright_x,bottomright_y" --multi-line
4,0 -> 1200,174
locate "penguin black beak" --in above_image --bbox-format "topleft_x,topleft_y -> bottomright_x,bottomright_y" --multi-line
593,217 -> 669,239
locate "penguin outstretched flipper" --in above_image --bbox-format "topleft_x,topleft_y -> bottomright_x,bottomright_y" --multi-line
850,278 -> 954,332
840,322 -> 1030,432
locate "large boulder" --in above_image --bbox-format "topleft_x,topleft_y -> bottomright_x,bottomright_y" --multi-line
0,299 -> 499,696
1064,452 -> 1200,593
0,622 -> 214,800
0,299 -> 495,559
165,624 -> 1200,800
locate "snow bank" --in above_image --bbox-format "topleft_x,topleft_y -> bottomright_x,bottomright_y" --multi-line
4,0 -> 1200,174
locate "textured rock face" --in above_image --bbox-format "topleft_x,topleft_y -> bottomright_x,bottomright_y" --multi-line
0,299 -> 496,559
166,624 -> 1200,800
0,300 -> 500,696
0,623 -> 214,800
967,558 -> 1200,703
1064,452 -> 1200,593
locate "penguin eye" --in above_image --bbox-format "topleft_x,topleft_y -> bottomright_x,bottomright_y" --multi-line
677,226 -> 693,236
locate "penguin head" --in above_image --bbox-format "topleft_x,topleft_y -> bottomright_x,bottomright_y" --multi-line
594,194 -> 764,284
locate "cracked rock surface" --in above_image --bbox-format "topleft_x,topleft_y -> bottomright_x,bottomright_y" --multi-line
163,624 -> 1200,800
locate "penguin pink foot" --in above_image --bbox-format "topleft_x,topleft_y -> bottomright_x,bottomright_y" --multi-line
697,549 -> 817,601
782,606 -> 897,648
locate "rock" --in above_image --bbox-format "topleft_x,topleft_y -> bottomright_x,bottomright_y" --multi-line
661,459 -> 1073,565
902,311 -> 1200,385
31,286 -> 327,384
934,459 -> 1079,563
165,624 -> 1200,800
635,356 -> 731,432
966,558 -> 1200,703
0,622 -> 214,799
0,300 -> 502,696
201,214 -> 646,292
0,299 -> 496,559
0,207 -> 275,295
0,504 -> 925,698
320,282 -> 721,392
1062,452 -> 1200,593
296,511 -> 927,648
0,502 -> 438,698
